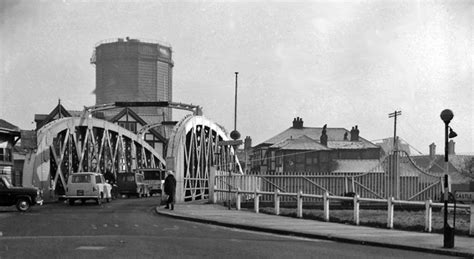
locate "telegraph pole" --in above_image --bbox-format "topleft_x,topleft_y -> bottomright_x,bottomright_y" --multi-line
388,110 -> 402,151
388,110 -> 402,199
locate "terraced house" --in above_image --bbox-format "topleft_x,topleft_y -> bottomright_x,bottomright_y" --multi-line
250,117 -> 382,173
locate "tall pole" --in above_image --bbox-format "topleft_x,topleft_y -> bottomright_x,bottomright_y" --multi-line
234,72 -> 238,131
440,109 -> 455,248
388,110 -> 402,151
388,110 -> 402,199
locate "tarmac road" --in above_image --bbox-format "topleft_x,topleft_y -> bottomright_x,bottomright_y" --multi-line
0,197 -> 462,258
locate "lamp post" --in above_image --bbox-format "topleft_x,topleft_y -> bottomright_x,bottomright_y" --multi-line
228,72 -> 241,210
440,109 -> 455,248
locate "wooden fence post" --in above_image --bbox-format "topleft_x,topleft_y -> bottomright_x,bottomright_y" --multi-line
353,194 -> 360,225
209,167 -> 216,204
425,199 -> 432,232
254,187 -> 259,214
323,191 -> 330,222
274,189 -> 280,216
387,197 -> 394,229
236,188 -> 241,211
470,204 -> 474,236
297,190 -> 303,218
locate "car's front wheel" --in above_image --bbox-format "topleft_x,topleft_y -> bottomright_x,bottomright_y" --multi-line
16,198 -> 31,212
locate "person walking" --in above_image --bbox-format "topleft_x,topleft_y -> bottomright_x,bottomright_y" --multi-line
163,170 -> 176,210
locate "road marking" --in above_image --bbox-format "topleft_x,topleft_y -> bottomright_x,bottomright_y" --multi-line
0,232 -> 2,236
163,225 -> 179,231
103,224 -> 108,228
76,246 -> 105,250
114,224 -> 119,228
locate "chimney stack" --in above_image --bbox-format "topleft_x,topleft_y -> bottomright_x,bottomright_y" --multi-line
448,140 -> 455,155
320,124 -> 328,146
350,125 -> 360,141
429,143 -> 436,158
244,136 -> 252,150
292,117 -> 304,129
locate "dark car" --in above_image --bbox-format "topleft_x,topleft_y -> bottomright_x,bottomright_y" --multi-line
117,172 -> 149,198
0,176 -> 43,212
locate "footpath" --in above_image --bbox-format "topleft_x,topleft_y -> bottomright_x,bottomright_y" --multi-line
156,202 -> 474,258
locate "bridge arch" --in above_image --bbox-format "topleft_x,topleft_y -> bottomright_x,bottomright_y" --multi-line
167,115 -> 242,202
30,116 -> 165,201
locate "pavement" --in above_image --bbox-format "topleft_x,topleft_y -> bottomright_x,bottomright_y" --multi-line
156,201 -> 474,258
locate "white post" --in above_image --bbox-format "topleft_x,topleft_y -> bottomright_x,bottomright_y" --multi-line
323,191 -> 330,222
425,199 -> 432,232
209,166 -> 216,204
236,188 -> 241,211
353,194 -> 360,225
387,197 -> 394,229
274,189 -> 280,216
470,204 -> 474,236
254,188 -> 259,214
297,190 -> 303,218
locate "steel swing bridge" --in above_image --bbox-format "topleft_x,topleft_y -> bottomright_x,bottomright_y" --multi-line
28,102 -> 242,202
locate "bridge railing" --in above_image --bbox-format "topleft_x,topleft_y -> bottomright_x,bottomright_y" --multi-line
210,187 -> 474,235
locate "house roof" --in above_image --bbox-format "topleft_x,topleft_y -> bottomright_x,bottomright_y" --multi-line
260,126 -> 378,150
270,135 -> 330,150
110,108 -> 167,143
333,159 -> 383,173
0,119 -> 20,134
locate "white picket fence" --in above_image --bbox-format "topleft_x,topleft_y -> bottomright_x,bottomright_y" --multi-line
210,187 -> 474,235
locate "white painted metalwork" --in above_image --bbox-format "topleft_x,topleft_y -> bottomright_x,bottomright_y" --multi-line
30,117 -> 165,201
167,115 -> 242,202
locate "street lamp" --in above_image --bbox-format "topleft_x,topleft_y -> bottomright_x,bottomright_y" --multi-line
228,72 -> 241,210
440,109 -> 457,248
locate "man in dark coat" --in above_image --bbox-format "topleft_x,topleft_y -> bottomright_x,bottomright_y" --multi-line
164,170 -> 176,210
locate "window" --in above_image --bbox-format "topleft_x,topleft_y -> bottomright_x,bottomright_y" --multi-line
0,148 -> 11,162
72,175 -> 91,183
96,175 -> 103,183
118,122 -> 137,133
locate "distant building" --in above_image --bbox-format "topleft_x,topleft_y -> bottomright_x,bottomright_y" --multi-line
91,37 -> 174,125
250,117 -> 381,173
373,137 -> 411,156
0,119 -> 20,184
411,142 -> 474,190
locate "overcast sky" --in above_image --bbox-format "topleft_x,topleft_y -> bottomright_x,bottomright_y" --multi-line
1,0 -> 472,154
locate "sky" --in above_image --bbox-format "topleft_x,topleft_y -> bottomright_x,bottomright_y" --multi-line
1,0 -> 473,155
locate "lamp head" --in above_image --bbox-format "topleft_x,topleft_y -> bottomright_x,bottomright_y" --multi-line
440,109 -> 454,124
448,127 -> 457,138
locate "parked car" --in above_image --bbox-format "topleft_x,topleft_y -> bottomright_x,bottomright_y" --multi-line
0,176 -> 43,212
117,172 -> 149,198
66,172 -> 112,205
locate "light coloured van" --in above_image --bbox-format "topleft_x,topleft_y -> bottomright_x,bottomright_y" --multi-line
66,172 -> 112,205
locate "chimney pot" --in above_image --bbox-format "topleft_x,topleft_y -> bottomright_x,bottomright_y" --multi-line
448,140 -> 455,155
429,143 -> 436,158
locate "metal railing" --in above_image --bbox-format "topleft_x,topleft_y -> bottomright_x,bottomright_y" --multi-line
211,187 -> 473,235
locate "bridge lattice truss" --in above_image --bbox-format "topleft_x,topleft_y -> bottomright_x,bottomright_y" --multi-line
34,117 -> 165,197
167,115 -> 242,202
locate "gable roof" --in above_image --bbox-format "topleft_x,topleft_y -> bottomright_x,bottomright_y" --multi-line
35,103 -> 72,129
260,126 -> 378,149
110,108 -> 167,143
270,135 -> 330,150
0,119 -> 20,132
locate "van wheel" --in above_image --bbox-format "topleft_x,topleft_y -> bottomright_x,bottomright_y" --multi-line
69,199 -> 75,206
16,198 -> 31,212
